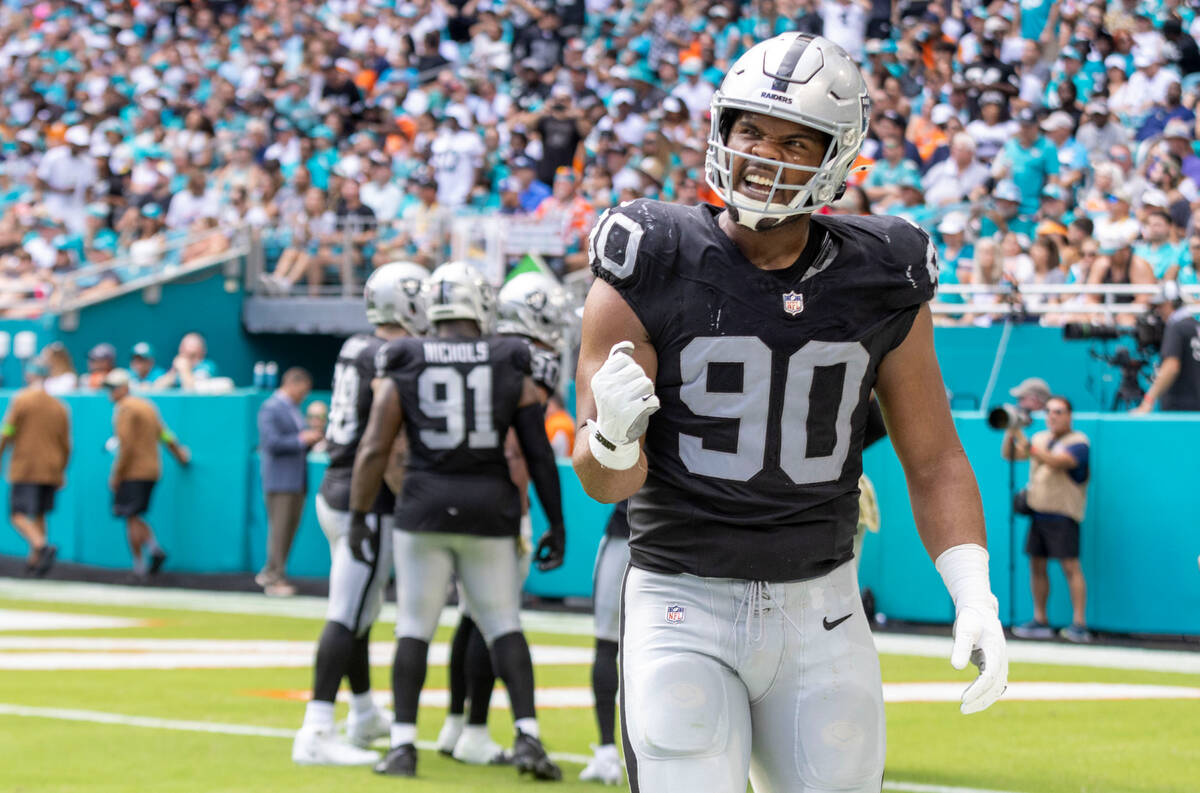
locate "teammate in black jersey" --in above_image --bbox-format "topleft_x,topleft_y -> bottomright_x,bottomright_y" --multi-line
436,271 -> 572,765
292,262 -> 429,767
351,261 -> 566,780
574,34 -> 1008,793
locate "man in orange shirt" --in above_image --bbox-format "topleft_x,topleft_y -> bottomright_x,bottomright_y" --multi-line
0,359 -> 70,576
104,369 -> 190,580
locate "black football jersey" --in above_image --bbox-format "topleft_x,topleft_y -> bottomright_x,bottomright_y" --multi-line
590,200 -> 938,582
529,344 -> 562,396
605,499 -> 630,539
319,333 -> 395,513
379,334 -> 531,536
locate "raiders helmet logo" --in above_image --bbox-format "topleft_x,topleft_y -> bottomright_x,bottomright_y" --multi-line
782,290 -> 805,316
526,289 -> 547,311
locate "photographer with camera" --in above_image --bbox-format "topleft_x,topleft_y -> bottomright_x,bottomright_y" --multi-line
1002,393 -> 1092,643
1132,282 -> 1200,413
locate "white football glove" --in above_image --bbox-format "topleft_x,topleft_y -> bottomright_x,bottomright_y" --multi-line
936,544 -> 1008,715
586,341 -> 660,470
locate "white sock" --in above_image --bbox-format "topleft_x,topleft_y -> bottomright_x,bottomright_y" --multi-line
349,691 -> 375,720
461,724 -> 489,743
302,700 -> 335,731
595,743 -> 618,759
390,723 -> 417,747
514,718 -> 539,739
145,538 -> 161,555
442,713 -> 464,730
132,554 -> 146,576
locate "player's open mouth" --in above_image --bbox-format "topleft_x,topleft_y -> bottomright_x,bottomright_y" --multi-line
738,171 -> 796,203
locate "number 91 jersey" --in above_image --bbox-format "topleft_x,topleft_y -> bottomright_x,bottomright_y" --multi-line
377,334 -> 531,537
590,200 -> 938,582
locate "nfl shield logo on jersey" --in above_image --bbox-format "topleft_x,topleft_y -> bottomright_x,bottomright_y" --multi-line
665,604 -> 685,624
782,290 -> 804,316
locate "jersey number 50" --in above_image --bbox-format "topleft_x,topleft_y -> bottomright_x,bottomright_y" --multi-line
679,336 -> 868,485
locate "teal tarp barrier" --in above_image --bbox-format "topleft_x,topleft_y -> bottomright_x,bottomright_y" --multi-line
1,380 -> 1197,636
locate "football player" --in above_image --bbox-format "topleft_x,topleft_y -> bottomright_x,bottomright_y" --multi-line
351,261 -> 566,780
573,34 -> 1008,793
435,270 -> 572,766
292,261 -> 430,766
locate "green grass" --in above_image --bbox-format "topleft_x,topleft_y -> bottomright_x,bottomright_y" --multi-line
2,596 -> 1199,792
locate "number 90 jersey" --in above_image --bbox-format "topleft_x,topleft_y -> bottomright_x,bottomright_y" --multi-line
590,200 -> 938,582
377,334 -> 532,537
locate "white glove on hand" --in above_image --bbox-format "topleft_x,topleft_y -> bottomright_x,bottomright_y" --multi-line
936,544 -> 1008,715
587,341 -> 660,470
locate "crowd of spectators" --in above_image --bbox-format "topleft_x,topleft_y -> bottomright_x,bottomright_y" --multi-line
1,0 -> 1200,321
33,332 -> 220,395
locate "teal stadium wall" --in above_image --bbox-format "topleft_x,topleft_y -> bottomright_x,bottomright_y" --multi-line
0,389 -> 1196,635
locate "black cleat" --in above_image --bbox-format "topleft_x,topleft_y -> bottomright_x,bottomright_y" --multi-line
511,732 -> 561,781
34,545 -> 57,577
148,549 -> 168,576
374,744 -> 417,777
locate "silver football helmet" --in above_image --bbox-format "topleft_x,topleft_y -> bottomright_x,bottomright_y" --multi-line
495,272 -> 571,349
423,260 -> 497,332
364,261 -> 430,335
705,33 -> 871,229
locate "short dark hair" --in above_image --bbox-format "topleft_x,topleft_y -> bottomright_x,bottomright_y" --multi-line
282,367 -> 312,386
1047,395 -> 1073,413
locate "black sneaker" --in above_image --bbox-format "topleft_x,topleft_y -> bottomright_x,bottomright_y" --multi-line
148,549 -> 168,576
511,732 -> 561,781
34,545 -> 57,577
374,744 -> 417,777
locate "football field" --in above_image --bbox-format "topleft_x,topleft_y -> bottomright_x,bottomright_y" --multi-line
1,579 -> 1197,793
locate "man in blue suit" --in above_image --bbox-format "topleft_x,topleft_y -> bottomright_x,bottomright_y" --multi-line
257,367 -> 322,596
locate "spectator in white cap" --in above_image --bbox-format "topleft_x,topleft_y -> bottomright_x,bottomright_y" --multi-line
1087,224 -> 1155,325
924,133 -> 989,206
35,125 -> 96,234
1127,48 -> 1179,116
936,211 -> 973,294
966,91 -> 1015,162
1041,112 -> 1088,193
1137,82 -> 1193,142
1075,100 -> 1129,157
671,58 -> 714,119
980,179 -> 1036,239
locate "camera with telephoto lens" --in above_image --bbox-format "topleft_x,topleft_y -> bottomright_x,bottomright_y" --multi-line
987,404 -> 1032,430
1062,312 -> 1164,352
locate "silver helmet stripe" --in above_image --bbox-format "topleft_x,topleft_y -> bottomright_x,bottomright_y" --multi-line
770,34 -> 812,92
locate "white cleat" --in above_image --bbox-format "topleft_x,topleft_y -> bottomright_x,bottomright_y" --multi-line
292,725 -> 380,766
436,715 -> 464,756
346,707 -> 392,748
579,744 -> 624,785
452,728 -> 510,765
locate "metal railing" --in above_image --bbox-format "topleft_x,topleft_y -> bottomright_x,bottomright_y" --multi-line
0,226 -> 251,321
931,283 -> 1200,321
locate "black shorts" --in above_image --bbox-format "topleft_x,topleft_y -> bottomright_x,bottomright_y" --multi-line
10,483 -> 56,517
1026,514 -> 1080,559
113,480 -> 156,518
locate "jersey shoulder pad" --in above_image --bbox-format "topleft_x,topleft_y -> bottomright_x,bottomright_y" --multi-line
491,334 -> 532,375
589,198 -> 688,289
819,214 -> 938,305
351,334 -> 385,371
375,336 -> 419,378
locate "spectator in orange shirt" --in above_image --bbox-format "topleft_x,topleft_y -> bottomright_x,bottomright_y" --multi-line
104,368 -> 191,581
534,167 -> 596,274
0,359 -> 70,576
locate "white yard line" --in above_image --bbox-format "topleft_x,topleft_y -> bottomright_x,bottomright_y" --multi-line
0,701 -> 1032,792
0,609 -> 144,631
0,638 -> 592,670
2,578 -> 1198,673
0,579 -> 594,635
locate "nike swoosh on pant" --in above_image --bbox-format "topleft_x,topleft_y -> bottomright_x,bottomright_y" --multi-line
822,613 -> 852,631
